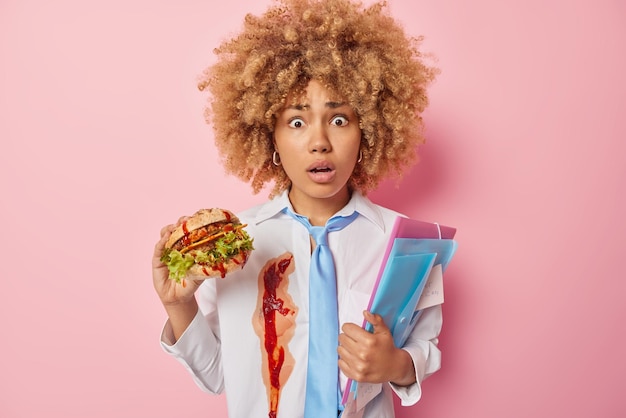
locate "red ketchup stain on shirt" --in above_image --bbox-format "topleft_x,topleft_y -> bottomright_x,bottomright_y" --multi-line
263,256 -> 293,418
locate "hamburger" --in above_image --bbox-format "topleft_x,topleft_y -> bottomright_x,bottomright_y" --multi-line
160,208 -> 254,282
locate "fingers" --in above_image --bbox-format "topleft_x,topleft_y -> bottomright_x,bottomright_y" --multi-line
152,215 -> 203,307
158,214 -> 188,240
341,311 -> 390,341
338,312 -> 382,364
154,215 -> 188,263
159,223 -> 173,238
363,311 -> 391,335
338,332 -> 379,382
153,219 -> 181,271
338,312 -> 399,384
152,226 -> 173,267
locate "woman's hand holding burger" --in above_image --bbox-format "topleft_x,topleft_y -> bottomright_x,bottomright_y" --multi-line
152,208 -> 254,341
152,217 -> 204,341
153,217 -> 204,305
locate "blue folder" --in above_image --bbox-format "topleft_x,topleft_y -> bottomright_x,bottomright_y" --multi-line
367,239 -> 457,347
341,216 -> 458,408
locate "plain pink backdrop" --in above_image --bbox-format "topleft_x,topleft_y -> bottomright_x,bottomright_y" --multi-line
1,0 -> 624,417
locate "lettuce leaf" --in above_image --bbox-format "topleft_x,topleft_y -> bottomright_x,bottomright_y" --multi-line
160,249 -> 195,283
160,229 -> 254,283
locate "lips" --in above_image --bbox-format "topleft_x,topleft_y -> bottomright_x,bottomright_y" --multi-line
307,161 -> 336,183
307,161 -> 334,173
309,167 -> 331,173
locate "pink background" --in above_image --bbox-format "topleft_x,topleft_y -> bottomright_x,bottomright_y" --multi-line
1,0 -> 624,417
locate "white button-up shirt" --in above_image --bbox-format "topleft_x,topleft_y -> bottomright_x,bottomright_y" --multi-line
161,191 -> 443,418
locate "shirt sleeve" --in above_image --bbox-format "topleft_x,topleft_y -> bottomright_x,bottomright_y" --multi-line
159,281 -> 224,394
388,304 -> 443,405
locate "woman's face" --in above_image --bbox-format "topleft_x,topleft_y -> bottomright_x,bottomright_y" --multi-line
274,80 -> 361,217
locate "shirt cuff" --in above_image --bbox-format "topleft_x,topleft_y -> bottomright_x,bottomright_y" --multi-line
159,308 -> 224,394
389,340 -> 441,406
160,308 -> 205,350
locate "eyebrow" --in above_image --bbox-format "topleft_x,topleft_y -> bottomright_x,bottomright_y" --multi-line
285,101 -> 347,110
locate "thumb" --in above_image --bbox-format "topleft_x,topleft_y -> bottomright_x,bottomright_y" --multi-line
364,310 -> 390,334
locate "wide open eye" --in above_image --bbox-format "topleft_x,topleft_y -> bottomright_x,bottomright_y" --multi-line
288,117 -> 305,128
330,115 -> 349,127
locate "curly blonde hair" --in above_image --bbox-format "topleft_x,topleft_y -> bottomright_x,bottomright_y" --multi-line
199,0 -> 438,197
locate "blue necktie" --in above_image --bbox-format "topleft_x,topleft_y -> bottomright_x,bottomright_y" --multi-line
285,208 -> 359,417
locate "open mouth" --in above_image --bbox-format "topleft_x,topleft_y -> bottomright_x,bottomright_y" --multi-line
307,162 -> 336,183
309,167 -> 332,173
308,161 -> 334,173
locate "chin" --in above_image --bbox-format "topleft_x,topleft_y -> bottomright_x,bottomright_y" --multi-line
291,182 -> 351,202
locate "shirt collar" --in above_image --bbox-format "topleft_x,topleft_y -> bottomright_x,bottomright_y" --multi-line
253,189 -> 386,232
254,190 -> 292,223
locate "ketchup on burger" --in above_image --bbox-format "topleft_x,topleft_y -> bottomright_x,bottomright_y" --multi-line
160,208 -> 254,281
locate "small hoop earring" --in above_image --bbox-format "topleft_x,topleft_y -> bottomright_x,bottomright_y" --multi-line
272,151 -> 282,166
357,150 -> 363,163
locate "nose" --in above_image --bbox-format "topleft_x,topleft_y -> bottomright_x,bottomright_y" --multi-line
308,125 -> 332,153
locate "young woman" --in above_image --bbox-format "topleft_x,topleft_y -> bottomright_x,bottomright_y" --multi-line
152,0 -> 441,416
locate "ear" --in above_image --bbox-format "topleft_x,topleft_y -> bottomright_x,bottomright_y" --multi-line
272,137 -> 279,153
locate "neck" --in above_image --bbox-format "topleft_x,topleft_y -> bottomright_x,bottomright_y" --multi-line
288,187 -> 352,226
